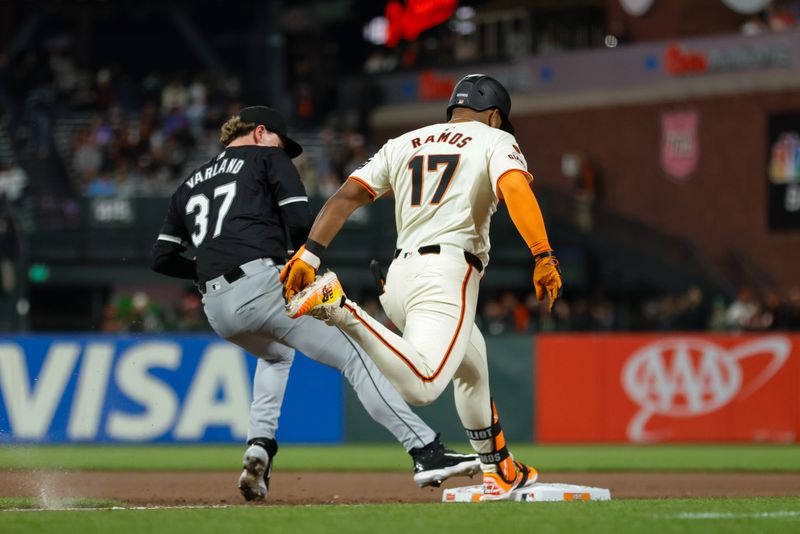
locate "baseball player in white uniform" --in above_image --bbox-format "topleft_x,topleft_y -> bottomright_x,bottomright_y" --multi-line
281,75 -> 563,500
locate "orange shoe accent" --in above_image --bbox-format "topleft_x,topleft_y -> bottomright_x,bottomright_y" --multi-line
285,271 -> 345,319
480,461 -> 538,501
489,400 -> 507,452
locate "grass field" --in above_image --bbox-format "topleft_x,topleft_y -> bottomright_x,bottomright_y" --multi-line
2,499 -> 800,534
2,444 -> 799,533
2,443 -> 800,472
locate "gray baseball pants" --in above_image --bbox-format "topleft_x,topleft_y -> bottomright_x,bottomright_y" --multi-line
201,257 -> 436,451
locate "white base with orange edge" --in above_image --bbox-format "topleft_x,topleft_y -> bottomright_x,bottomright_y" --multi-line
442,483 -> 611,503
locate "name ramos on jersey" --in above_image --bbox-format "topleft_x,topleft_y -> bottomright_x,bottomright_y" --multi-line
186,154 -> 245,189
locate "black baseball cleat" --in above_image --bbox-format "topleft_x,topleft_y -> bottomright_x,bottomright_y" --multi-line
238,438 -> 278,502
410,434 -> 480,488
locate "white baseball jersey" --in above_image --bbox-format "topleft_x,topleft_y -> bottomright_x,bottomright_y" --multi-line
349,120 -> 532,266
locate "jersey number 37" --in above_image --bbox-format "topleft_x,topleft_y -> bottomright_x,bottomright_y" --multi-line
186,182 -> 237,247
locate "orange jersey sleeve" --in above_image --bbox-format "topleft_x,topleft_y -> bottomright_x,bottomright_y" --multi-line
497,170 -> 551,256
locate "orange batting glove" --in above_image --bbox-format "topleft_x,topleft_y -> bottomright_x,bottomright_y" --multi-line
533,251 -> 563,311
280,245 -> 319,301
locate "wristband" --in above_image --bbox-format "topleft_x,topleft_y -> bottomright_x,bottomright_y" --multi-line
305,239 -> 327,257
533,250 -> 555,262
299,248 -> 321,270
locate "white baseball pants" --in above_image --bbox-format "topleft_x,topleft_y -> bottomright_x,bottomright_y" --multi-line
335,246 -> 493,432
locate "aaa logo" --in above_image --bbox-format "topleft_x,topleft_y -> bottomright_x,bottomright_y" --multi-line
621,337 -> 790,442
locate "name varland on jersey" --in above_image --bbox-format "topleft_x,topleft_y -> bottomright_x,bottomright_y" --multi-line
186,157 -> 245,188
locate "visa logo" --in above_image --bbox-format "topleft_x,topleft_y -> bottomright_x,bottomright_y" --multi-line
0,339 -> 250,442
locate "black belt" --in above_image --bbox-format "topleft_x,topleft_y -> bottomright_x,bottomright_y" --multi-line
394,245 -> 483,272
198,266 -> 246,294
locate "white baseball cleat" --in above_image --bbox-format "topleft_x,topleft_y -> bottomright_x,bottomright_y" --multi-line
238,444 -> 271,501
285,270 -> 347,323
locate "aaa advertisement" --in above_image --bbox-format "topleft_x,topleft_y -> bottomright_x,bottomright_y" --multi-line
537,334 -> 799,443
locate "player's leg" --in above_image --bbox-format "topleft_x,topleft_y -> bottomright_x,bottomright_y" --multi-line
232,267 -> 440,449
246,267 -> 478,482
247,343 -> 293,442
238,341 -> 292,501
317,324 -> 437,449
454,326 -> 537,501
203,283 -> 292,501
269,319 -> 479,486
309,253 -> 481,406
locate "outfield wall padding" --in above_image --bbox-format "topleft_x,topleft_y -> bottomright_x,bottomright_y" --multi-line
344,335 -> 534,444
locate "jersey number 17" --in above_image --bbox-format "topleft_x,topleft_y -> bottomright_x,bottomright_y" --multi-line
408,154 -> 460,207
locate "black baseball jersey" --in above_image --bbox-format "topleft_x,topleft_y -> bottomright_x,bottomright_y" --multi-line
153,145 -> 311,283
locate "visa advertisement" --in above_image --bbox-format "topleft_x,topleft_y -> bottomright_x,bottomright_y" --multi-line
537,334 -> 800,443
0,335 -> 342,444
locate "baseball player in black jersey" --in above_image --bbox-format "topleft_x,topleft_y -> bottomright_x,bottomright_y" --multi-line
151,106 -> 478,502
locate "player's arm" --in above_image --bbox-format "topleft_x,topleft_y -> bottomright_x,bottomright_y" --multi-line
151,238 -> 197,280
282,205 -> 312,250
309,179 -> 373,247
282,144 -> 390,301
280,179 -> 374,299
151,195 -> 197,280
498,170 -> 552,255
497,170 -> 562,309
264,150 -> 314,250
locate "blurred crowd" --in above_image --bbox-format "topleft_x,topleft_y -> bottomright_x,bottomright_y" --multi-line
3,49 -> 185,190
477,285 -> 800,334
3,13 -> 800,335
101,288 -> 210,333
45,50 -> 244,194
292,130 -> 372,198
100,282 -> 800,335
1,45 -> 376,198
68,72 -> 242,196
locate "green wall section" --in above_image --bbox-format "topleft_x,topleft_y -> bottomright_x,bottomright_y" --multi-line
343,335 -> 534,445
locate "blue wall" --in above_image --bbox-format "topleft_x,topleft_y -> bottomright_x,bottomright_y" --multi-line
0,335 -> 342,444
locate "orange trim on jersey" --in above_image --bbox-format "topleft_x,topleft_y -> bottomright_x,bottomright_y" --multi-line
343,264 -> 474,383
495,168 -> 533,200
347,176 -> 378,201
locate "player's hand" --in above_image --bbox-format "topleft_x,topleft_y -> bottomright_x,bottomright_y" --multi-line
533,252 -> 563,311
280,246 -> 318,300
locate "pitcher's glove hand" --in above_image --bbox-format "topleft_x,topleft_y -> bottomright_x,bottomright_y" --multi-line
533,251 -> 563,311
280,245 -> 319,300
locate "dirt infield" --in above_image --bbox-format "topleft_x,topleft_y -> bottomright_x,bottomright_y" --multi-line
2,471 -> 800,506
